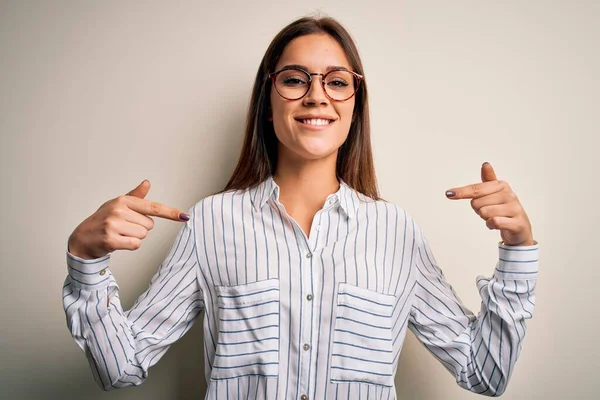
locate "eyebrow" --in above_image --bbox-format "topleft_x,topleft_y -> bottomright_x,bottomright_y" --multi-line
281,64 -> 350,72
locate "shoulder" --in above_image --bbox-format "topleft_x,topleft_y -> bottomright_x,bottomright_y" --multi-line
357,196 -> 424,237
357,195 -> 414,222
188,188 -> 252,219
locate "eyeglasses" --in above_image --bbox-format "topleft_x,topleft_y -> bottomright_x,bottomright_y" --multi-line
268,66 -> 363,102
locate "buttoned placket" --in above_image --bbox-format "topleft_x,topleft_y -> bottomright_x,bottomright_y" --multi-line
297,198 -> 334,400
271,190 -> 337,400
297,217 -> 314,400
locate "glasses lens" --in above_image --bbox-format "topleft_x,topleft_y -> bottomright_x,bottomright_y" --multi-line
274,69 -> 311,100
323,70 -> 357,101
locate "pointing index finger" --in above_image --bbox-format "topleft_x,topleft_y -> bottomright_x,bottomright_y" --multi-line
445,180 -> 504,200
126,197 -> 189,222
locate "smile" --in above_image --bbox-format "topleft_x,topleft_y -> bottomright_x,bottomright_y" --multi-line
295,118 -> 335,129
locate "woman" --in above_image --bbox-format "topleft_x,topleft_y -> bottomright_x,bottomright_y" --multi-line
63,16 -> 538,399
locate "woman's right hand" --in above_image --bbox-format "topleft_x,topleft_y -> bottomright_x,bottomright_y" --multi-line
67,180 -> 190,260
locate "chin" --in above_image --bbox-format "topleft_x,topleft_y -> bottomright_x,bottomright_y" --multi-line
275,129 -> 346,163
294,145 -> 339,161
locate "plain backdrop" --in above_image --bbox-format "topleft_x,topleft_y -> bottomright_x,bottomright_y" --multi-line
1,0 -> 598,399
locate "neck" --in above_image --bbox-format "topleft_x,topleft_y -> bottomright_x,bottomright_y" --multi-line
273,151 -> 340,210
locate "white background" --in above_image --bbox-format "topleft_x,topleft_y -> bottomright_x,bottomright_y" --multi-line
1,0 -> 598,398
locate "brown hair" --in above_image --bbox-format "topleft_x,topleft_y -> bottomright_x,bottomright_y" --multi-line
222,16 -> 380,200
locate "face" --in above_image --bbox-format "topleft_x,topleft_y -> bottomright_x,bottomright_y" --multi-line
270,34 -> 356,164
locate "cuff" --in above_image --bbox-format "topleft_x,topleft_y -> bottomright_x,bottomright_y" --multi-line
494,241 -> 539,280
66,251 -> 113,290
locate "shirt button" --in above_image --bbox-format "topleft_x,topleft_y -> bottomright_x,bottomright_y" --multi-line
306,294 -> 313,301
306,253 -> 312,258
303,343 -> 310,351
301,395 -> 308,400
315,225 -> 321,231
99,269 -> 106,276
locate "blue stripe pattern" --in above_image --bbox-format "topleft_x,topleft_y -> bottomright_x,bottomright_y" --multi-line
62,176 -> 538,399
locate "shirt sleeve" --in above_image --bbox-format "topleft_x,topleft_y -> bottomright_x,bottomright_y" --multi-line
408,225 -> 538,397
62,209 -> 204,390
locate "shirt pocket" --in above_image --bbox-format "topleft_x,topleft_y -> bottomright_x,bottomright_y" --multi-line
330,282 -> 396,387
211,278 -> 280,381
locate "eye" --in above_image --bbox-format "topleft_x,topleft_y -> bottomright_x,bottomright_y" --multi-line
327,78 -> 349,88
324,70 -> 354,91
281,76 -> 308,86
277,70 -> 309,87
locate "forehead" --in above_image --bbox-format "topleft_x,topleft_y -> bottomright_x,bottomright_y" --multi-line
275,33 -> 351,71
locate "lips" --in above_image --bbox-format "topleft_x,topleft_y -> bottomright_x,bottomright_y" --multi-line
298,118 -> 332,126
294,116 -> 337,127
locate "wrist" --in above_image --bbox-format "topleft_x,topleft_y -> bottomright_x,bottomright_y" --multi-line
503,238 -> 536,247
68,232 -> 96,260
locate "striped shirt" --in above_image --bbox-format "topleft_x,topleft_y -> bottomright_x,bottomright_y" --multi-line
63,176 -> 539,399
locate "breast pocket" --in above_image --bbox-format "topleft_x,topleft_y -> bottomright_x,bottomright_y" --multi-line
211,279 -> 280,381
330,283 -> 396,387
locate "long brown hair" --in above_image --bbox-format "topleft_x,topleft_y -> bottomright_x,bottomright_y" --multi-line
223,16 -> 380,200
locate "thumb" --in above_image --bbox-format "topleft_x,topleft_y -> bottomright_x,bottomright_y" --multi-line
481,162 -> 497,183
127,180 -> 151,199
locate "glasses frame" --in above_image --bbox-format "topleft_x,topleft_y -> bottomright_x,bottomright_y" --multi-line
268,66 -> 364,102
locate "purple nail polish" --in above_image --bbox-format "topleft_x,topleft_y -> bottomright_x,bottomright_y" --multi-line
179,213 -> 190,221
445,190 -> 456,198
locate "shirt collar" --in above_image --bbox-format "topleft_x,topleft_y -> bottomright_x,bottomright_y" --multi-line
249,176 -> 359,219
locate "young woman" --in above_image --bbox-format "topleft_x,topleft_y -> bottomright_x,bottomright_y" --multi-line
63,16 -> 538,399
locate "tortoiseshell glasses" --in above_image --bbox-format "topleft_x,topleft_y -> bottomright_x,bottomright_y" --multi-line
268,66 -> 363,102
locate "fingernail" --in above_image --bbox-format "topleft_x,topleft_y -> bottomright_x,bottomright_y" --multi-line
179,213 -> 190,221
445,190 -> 456,198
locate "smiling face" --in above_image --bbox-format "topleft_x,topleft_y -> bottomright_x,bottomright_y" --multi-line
270,33 -> 356,165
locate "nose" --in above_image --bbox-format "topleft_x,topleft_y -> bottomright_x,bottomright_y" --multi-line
303,74 -> 329,106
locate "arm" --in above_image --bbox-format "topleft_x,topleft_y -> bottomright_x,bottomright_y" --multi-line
63,204 -> 203,390
409,162 -> 538,396
409,229 -> 538,396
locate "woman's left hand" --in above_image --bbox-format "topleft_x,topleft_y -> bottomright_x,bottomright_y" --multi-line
444,162 -> 535,246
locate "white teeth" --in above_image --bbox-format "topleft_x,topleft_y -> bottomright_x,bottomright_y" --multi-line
302,118 -> 332,126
